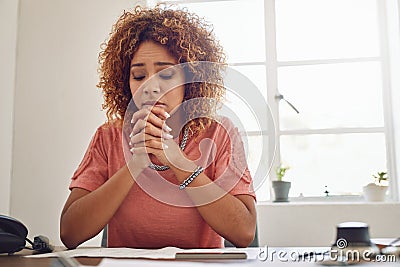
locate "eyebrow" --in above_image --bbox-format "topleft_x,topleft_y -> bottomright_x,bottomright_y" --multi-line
130,62 -> 175,68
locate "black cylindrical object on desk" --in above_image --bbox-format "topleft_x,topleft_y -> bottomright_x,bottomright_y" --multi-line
334,221 -> 371,247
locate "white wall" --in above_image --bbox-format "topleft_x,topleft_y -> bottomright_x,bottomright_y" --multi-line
257,202 -> 400,247
10,0 -> 138,245
0,0 -> 19,215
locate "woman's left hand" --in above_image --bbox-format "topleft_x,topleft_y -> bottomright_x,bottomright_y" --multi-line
153,138 -> 187,168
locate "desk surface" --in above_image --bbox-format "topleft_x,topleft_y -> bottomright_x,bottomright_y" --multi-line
0,249 -> 101,267
1,247 -> 399,267
0,256 -> 102,267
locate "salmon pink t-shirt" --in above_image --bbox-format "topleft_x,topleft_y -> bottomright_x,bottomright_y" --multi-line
70,117 -> 256,248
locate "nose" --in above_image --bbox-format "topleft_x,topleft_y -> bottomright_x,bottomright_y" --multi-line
143,77 -> 161,96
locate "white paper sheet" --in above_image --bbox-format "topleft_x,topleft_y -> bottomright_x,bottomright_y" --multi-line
95,257 -> 400,267
26,247 -> 255,260
96,258 -> 257,267
27,247 -> 180,259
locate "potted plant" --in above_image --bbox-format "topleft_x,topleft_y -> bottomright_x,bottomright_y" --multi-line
272,164 -> 291,202
362,171 -> 388,202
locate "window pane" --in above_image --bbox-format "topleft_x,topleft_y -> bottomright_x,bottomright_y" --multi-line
280,133 -> 387,197
222,65 -> 269,132
276,0 -> 380,61
224,90 -> 260,131
247,135 -> 272,201
231,65 -> 267,100
278,62 -> 384,130
175,0 -> 265,63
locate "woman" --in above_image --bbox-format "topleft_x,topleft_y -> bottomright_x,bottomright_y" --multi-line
60,5 -> 256,249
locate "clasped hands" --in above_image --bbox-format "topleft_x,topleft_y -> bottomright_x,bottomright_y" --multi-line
128,106 -> 192,173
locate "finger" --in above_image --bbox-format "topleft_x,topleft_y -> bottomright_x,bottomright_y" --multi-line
131,109 -> 150,125
130,143 -> 167,154
145,139 -> 167,150
146,111 -> 171,132
130,132 -> 149,146
130,146 -> 150,155
130,118 -> 171,140
149,106 -> 170,120
130,131 -> 173,146
142,122 -> 167,138
132,139 -> 168,150
130,119 -> 146,137
131,107 -> 171,132
130,146 -> 147,154
130,107 -> 167,122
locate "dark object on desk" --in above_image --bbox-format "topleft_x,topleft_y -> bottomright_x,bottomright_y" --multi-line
0,214 -> 28,254
334,221 -> 371,247
33,235 -> 54,253
329,221 -> 380,263
0,214 -> 53,254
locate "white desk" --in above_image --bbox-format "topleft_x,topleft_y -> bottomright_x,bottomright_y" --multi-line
21,246 -> 399,266
0,247 -> 400,267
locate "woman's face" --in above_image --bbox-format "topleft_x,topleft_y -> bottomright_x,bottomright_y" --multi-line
129,41 -> 185,114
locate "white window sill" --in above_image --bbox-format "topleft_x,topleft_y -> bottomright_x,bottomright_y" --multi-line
257,195 -> 400,206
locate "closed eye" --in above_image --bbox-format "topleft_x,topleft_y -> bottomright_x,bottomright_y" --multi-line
159,74 -> 173,80
133,75 -> 145,81
159,70 -> 174,80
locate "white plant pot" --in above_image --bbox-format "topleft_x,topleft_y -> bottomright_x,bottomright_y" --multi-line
362,183 -> 388,202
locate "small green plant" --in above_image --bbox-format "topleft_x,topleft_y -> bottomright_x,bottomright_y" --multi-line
276,164 -> 290,181
373,171 -> 388,185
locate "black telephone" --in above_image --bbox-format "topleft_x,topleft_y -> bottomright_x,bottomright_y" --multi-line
0,214 -> 53,254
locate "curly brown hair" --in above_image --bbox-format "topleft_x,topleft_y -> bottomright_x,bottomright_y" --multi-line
97,5 -> 226,135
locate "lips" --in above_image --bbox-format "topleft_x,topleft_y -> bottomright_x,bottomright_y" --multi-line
142,101 -> 166,108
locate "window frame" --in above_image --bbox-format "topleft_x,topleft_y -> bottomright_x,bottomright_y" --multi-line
154,0 -> 399,201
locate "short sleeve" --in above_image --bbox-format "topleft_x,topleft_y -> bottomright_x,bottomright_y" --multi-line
69,127 -> 109,192
213,118 -> 256,200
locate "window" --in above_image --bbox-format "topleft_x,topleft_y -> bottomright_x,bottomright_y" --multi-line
156,0 -> 399,201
